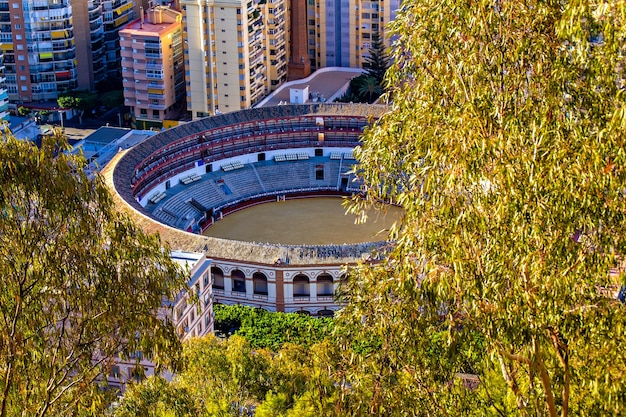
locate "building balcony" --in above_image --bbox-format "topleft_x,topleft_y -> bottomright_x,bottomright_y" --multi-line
146,63 -> 162,71
148,103 -> 166,110
145,52 -> 162,59
148,81 -> 164,89
147,93 -> 165,99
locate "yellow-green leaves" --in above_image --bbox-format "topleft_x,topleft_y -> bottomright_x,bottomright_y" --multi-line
342,0 -> 626,415
0,133 -> 188,417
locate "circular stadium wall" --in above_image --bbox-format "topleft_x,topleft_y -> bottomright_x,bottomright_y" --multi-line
111,104 -> 390,321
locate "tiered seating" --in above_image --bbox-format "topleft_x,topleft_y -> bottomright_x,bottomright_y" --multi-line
180,173 -> 202,185
346,172 -> 365,192
143,156 -> 355,228
149,191 -> 167,204
256,162 -> 311,192
222,167 -> 265,199
221,160 -> 244,171
274,152 -> 309,162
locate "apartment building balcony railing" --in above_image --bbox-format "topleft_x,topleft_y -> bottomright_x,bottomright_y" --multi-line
147,93 -> 165,99
146,63 -> 163,71
88,0 -> 102,12
145,52 -> 162,59
52,43 -> 73,52
90,20 -> 104,32
148,81 -> 164,88
54,62 -> 76,71
148,102 -> 166,110
29,1 -> 70,11
146,73 -> 163,80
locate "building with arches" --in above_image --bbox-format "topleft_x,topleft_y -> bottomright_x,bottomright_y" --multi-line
105,103 -> 391,339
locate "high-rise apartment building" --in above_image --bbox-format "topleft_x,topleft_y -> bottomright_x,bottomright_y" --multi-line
73,0 -> 106,91
181,0 -> 288,119
0,0 -> 78,103
120,6 -> 184,129
0,48 -> 10,122
305,0 -> 400,70
103,0 -> 134,80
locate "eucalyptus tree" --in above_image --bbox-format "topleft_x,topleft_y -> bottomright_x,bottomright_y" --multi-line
0,132 -> 188,416
340,1 -> 626,415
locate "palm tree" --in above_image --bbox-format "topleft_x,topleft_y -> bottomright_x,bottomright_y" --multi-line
358,76 -> 383,103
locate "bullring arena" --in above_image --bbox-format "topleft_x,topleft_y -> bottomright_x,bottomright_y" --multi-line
106,103 -> 395,337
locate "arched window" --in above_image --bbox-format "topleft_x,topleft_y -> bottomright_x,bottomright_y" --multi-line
317,309 -> 335,317
293,274 -> 310,297
232,269 -> 246,293
317,274 -> 334,297
253,272 -> 268,295
211,267 -> 224,290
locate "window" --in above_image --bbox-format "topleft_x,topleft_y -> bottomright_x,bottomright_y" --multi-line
211,267 -> 224,289
16,44 -> 22,50
15,34 -> 21,40
232,270 -> 246,293
152,109 -> 159,118
109,366 -> 120,379
317,274 -> 334,296
293,275 -> 310,297
12,3 -> 18,8
20,86 -> 27,91
253,272 -> 268,295
14,24 -> 20,29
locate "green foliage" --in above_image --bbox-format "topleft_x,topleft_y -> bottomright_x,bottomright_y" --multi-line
0,132 -> 188,417
341,0 -> 626,416
58,91 -> 99,125
16,106 -> 31,117
357,76 -> 383,104
214,304 -> 334,350
112,376 -> 198,417
363,31 -> 390,84
100,90 -> 124,109
114,336 -> 342,417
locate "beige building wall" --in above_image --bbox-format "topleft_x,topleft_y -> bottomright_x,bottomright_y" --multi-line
182,0 -> 288,119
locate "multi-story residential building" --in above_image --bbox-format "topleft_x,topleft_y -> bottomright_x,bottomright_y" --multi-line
0,47 -> 10,122
171,251 -> 214,340
73,0 -> 106,91
105,250 -> 212,390
120,6 -> 184,129
103,0 -> 134,81
182,0 -> 288,119
305,0 -> 400,70
0,0 -> 78,103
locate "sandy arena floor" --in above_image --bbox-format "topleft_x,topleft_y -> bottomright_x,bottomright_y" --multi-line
203,197 -> 403,245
